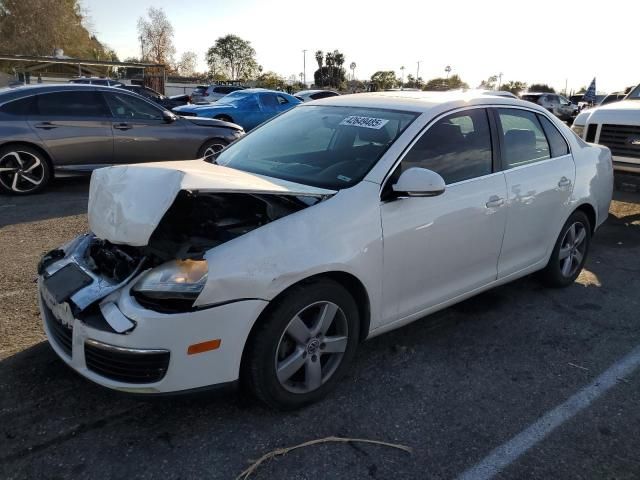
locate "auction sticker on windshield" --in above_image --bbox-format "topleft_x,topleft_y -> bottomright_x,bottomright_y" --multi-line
340,116 -> 389,129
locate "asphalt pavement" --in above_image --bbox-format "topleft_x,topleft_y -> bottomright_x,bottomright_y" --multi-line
0,175 -> 639,480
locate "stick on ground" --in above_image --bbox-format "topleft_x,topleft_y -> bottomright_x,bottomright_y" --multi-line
235,435 -> 413,480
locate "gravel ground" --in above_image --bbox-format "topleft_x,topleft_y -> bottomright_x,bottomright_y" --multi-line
0,174 -> 639,480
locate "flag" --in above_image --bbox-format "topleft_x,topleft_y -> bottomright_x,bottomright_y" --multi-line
583,78 -> 596,103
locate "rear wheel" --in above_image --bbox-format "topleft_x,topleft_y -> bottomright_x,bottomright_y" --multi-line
539,211 -> 591,287
243,279 -> 360,410
0,145 -> 51,195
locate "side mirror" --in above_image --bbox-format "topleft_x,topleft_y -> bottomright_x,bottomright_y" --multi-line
162,110 -> 177,123
392,167 -> 446,197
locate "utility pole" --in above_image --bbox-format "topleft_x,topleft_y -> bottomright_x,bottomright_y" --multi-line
416,61 -> 421,86
400,66 -> 405,90
498,72 -> 503,90
302,49 -> 307,87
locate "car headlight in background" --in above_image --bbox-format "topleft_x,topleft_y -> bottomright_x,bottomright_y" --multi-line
571,124 -> 585,138
132,259 -> 208,303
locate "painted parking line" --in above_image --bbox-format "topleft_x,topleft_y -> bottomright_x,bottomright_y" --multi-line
457,344 -> 640,480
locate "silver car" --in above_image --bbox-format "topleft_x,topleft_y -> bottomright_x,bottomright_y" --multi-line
521,92 -> 578,121
190,85 -> 245,104
0,84 -> 244,194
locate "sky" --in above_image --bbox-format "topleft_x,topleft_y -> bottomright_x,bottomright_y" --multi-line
82,0 -> 638,94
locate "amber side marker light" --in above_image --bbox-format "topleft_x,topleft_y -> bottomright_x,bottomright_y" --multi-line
187,339 -> 222,355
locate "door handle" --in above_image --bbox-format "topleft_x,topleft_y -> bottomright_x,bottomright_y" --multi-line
34,122 -> 57,129
485,195 -> 505,208
113,123 -> 132,130
558,176 -> 572,188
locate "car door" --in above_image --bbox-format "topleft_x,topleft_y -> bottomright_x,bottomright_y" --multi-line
101,91 -> 192,163
27,90 -> 113,168
494,108 -> 575,278
380,108 -> 508,322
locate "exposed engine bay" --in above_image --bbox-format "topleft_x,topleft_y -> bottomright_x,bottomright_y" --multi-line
83,191 -> 319,283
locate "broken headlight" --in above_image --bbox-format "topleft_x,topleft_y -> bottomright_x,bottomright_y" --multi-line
132,259 -> 208,302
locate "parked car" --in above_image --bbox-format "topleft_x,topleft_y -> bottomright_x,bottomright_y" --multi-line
37,91 -> 613,409
599,92 -> 626,106
294,89 -> 340,102
118,84 -> 187,109
521,92 -> 578,121
190,85 -> 245,104
68,77 -> 123,87
0,84 -> 244,194
173,88 -> 301,131
168,93 -> 191,107
572,83 -> 640,175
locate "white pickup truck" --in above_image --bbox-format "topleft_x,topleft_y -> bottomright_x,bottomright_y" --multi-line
572,84 -> 640,175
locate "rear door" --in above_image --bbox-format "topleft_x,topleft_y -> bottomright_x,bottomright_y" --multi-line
28,90 -> 113,168
494,108 -> 575,278
101,91 -> 192,163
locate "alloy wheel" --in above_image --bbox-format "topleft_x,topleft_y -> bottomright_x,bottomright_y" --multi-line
559,222 -> 587,278
0,150 -> 45,193
203,143 -> 226,159
275,301 -> 349,394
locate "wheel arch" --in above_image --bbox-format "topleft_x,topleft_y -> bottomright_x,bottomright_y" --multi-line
239,270 -> 371,377
574,202 -> 597,234
0,141 -> 54,175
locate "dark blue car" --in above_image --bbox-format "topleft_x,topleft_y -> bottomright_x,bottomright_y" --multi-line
173,88 -> 301,131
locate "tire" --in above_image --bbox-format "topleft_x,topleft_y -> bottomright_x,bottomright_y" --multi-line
213,115 -> 233,123
539,211 -> 591,287
243,279 -> 360,410
0,144 -> 51,195
198,138 -> 228,159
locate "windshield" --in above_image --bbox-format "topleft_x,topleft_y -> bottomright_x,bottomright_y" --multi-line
215,105 -> 418,189
626,84 -> 640,100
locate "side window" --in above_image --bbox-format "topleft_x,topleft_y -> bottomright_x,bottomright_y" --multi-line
103,92 -> 163,120
0,97 -> 34,116
400,108 -> 493,184
35,91 -> 108,117
259,93 -> 280,111
538,114 -> 569,157
498,109 -> 551,168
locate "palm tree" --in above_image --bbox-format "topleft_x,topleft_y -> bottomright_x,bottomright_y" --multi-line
315,50 -> 323,86
325,52 -> 334,87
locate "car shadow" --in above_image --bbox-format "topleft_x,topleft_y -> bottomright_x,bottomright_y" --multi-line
0,177 -> 90,227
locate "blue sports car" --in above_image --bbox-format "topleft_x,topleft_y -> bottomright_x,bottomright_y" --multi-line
173,88 -> 301,131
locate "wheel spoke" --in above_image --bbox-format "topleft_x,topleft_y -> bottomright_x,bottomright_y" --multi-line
559,246 -> 571,260
313,302 -> 338,336
276,348 -> 305,383
286,315 -> 311,345
24,157 -> 41,173
19,173 -> 40,185
574,249 -> 584,265
305,358 -> 322,390
322,335 -> 347,353
561,257 -> 573,276
11,172 -> 19,191
567,224 -> 576,244
575,227 -> 586,246
3,151 -> 24,168
0,167 -> 18,172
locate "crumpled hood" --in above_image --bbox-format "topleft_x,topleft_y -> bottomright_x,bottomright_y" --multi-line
88,160 -> 335,246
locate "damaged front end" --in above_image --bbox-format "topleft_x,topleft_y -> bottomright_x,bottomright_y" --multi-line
39,190 -> 322,323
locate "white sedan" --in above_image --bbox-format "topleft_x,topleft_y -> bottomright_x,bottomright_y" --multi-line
37,91 -> 613,409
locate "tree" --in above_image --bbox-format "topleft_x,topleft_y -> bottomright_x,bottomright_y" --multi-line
255,71 -> 286,90
137,7 -> 175,65
312,50 -> 346,89
576,86 -> 587,94
501,80 -> 527,95
528,83 -> 555,93
0,0 -> 112,59
423,74 -> 468,91
370,71 -> 396,91
175,51 -> 198,77
206,34 -> 258,81
478,75 -> 498,90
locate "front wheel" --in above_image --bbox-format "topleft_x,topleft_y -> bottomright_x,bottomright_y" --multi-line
539,211 -> 591,287
198,138 -> 228,159
243,279 -> 360,410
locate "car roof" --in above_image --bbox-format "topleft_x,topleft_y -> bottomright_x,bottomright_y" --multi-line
305,90 -> 549,114
295,89 -> 338,95
0,83 -> 150,104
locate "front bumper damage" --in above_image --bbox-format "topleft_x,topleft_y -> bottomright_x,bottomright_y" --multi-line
38,236 -> 267,393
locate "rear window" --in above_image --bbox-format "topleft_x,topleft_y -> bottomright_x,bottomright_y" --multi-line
194,86 -> 208,93
521,95 -> 541,103
0,97 -> 34,116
